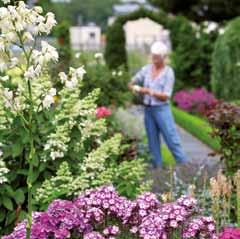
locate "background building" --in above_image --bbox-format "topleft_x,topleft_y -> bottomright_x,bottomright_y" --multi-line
70,23 -> 102,50
124,18 -> 171,51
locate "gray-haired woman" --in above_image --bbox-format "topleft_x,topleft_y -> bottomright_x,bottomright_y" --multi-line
128,41 -> 188,168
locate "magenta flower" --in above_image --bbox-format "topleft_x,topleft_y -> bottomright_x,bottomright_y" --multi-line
173,88 -> 218,114
219,227 -> 240,239
96,106 -> 112,119
3,185 -> 218,239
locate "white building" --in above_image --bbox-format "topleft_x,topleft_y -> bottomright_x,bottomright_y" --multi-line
70,24 -> 102,50
123,18 -> 171,50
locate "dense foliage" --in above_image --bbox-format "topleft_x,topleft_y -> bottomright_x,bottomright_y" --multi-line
211,17 -> 240,100
149,0 -> 240,22
83,57 -> 131,106
206,102 -> 240,175
3,185 -> 218,239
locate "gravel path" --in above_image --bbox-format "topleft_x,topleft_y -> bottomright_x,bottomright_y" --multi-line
120,105 -> 222,193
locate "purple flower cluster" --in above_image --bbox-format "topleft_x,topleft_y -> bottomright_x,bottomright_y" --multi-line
183,216 -> 217,239
173,88 -> 217,114
3,185 -> 218,239
138,196 -> 198,239
219,227 -> 240,239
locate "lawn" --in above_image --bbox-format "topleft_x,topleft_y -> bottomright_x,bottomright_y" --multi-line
172,106 -> 220,151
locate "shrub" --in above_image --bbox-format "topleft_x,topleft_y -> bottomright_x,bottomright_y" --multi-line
0,1 -> 148,235
171,21 -> 219,91
206,102 -> 240,175
211,17 -> 240,100
173,88 -> 218,115
83,62 -> 132,107
105,21 -> 127,69
3,185 -> 218,239
72,52 -> 131,107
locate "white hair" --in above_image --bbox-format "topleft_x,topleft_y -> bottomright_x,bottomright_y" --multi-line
150,41 -> 169,56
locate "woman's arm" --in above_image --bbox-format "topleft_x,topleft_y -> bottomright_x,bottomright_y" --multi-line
141,88 -> 169,101
128,65 -> 148,92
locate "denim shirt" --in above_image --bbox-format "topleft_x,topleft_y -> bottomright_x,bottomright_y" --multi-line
132,64 -> 175,106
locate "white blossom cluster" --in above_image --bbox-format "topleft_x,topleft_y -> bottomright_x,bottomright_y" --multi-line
191,21 -> 225,39
36,134 -> 123,202
0,1 -> 60,113
0,148 -> 9,184
0,1 -> 91,167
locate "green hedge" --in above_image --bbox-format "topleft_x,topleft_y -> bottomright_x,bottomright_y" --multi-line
211,17 -> 240,100
172,106 -> 220,151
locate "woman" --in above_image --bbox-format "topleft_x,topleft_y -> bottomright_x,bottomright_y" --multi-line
129,41 -> 188,168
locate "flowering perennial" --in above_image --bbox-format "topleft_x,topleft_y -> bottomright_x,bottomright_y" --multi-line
219,227 -> 240,239
96,106 -> 112,119
173,88 -> 217,115
4,185 -> 218,239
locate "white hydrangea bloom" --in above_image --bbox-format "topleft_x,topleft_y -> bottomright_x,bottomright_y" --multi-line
59,72 -> 68,83
24,65 -> 42,79
42,88 -> 57,109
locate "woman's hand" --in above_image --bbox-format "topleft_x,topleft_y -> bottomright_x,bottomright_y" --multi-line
140,87 -> 151,94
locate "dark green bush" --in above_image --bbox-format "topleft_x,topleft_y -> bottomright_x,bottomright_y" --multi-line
170,19 -> 218,90
211,17 -> 240,100
105,21 -> 127,69
83,62 -> 132,107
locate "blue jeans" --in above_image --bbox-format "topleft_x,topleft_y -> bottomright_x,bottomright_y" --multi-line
144,105 -> 188,167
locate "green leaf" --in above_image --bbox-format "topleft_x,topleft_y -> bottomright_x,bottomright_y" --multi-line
14,189 -> 25,204
31,170 -> 40,183
5,211 -> 16,226
0,209 -> 6,223
19,210 -> 27,221
12,143 -> 23,157
4,185 -> 15,197
16,169 -> 28,176
3,197 -> 13,211
32,155 -> 39,167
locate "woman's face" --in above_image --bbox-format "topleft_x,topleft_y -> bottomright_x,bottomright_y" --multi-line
151,54 -> 164,66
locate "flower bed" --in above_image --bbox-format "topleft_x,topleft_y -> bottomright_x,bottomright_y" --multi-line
173,88 -> 217,115
3,185 -> 218,239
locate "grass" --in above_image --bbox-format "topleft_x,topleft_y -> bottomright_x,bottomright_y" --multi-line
172,106 -> 220,151
162,145 -> 175,166
142,136 -> 175,166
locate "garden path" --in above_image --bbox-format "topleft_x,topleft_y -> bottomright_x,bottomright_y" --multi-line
124,105 -> 221,193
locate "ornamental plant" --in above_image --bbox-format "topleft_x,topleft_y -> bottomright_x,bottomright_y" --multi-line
3,185 -> 218,239
219,228 -> 240,239
0,1 -> 149,236
173,88 -> 217,115
206,102 -> 240,175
